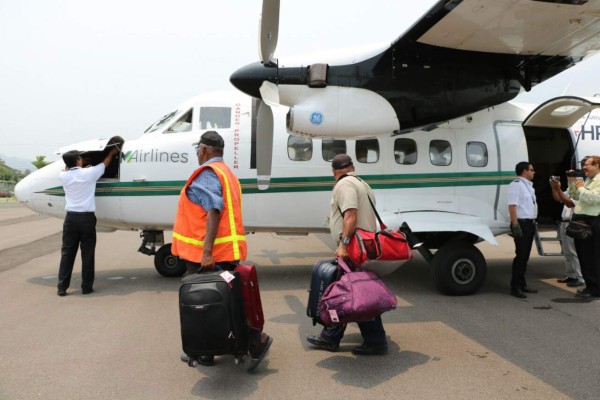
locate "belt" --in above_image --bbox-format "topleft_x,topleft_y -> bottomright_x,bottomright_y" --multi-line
67,211 -> 94,215
517,218 -> 535,222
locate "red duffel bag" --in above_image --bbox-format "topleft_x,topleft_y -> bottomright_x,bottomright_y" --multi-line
347,228 -> 413,266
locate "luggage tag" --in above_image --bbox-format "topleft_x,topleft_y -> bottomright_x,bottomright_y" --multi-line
329,309 -> 340,323
220,271 -> 236,284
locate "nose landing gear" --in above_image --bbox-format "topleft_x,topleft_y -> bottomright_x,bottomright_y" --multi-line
138,230 -> 186,277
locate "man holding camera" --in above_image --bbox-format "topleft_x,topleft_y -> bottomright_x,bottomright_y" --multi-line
507,161 -> 538,299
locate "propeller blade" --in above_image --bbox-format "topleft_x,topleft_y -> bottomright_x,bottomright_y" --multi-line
259,81 -> 280,107
256,100 -> 274,190
259,0 -> 280,64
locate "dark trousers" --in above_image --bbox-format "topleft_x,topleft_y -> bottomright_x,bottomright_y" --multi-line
511,219 -> 536,290
58,212 -> 97,291
320,316 -> 387,347
572,215 -> 600,295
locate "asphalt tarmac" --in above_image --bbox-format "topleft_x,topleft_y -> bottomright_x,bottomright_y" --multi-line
1,203 -> 599,400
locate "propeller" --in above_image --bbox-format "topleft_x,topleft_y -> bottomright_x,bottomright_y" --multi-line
259,0 -> 280,65
254,0 -> 280,190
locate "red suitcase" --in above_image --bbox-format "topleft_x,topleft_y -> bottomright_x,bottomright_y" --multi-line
234,264 -> 265,330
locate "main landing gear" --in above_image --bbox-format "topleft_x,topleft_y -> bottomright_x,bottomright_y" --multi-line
138,230 -> 186,277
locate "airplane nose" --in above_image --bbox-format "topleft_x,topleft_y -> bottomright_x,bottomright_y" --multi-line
14,174 -> 33,204
230,61 -> 278,99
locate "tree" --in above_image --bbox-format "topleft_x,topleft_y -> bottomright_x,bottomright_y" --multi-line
31,155 -> 51,170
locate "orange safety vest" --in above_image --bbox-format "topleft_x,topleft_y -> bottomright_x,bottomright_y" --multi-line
172,161 -> 247,263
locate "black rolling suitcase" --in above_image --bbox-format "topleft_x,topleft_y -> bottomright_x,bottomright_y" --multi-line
179,271 -> 249,365
306,259 -> 340,326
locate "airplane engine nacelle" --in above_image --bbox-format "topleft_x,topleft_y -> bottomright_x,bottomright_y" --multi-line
283,86 -> 399,138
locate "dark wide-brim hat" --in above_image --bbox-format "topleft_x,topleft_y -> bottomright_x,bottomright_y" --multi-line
192,130 -> 224,149
331,154 -> 353,170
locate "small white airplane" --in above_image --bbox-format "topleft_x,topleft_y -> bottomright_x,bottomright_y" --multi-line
14,0 -> 600,295
14,90 -> 600,295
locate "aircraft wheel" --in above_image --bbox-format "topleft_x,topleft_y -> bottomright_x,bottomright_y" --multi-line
432,241 -> 487,296
154,243 -> 186,277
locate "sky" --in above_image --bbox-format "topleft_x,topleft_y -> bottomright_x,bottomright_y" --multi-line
1,0 -> 600,166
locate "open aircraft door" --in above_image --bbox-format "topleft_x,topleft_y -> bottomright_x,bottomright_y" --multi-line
56,136 -> 125,228
522,96 -> 600,225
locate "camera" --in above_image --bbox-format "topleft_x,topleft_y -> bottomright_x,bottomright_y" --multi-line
566,170 -> 585,178
550,176 -> 560,181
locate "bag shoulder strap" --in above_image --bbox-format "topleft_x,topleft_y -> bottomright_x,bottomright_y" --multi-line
336,174 -> 387,229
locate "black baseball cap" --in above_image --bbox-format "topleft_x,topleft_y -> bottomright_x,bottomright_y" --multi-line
331,154 -> 353,170
192,131 -> 224,149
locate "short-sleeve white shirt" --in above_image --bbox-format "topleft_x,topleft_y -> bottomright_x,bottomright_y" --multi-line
59,164 -> 105,212
507,177 -> 537,219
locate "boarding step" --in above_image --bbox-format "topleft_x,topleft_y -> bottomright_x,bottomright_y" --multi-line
534,224 -> 564,257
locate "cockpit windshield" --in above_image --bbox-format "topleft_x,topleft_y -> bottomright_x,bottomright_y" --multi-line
144,110 -> 178,133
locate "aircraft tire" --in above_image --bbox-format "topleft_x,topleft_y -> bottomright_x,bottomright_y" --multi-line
432,241 -> 487,296
154,243 -> 186,277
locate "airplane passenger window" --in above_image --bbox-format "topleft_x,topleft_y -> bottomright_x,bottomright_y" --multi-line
200,107 -> 231,129
356,139 -> 379,163
322,139 -> 346,162
429,140 -> 452,166
166,109 -> 193,133
287,135 -> 313,161
394,138 -> 417,165
466,141 -> 488,167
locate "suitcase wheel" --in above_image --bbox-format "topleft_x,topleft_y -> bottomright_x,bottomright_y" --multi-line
234,355 -> 244,366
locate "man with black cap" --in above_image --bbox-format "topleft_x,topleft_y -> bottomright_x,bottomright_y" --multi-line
57,147 -> 119,297
306,153 -> 388,355
172,131 -> 272,372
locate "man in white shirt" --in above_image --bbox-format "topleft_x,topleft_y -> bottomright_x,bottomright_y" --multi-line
57,148 -> 118,296
507,161 -> 538,299
549,177 -> 584,287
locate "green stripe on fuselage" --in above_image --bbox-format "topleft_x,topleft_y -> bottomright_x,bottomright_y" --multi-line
37,171 -> 516,197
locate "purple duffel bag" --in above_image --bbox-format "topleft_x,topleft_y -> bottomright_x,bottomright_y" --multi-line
319,258 -> 397,326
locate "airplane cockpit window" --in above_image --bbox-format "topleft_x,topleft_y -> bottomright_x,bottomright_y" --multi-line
429,140 -> 452,166
165,109 -> 193,133
322,139 -> 346,162
200,107 -> 231,129
356,139 -> 379,163
145,110 -> 178,133
394,138 -> 417,165
287,135 -> 313,161
466,141 -> 488,167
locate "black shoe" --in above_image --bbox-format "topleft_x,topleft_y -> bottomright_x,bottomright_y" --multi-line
180,353 -> 215,366
575,291 -> 599,299
198,355 -> 215,366
57,289 -> 67,297
247,334 -> 273,373
511,289 -> 527,299
567,280 -> 585,287
306,335 -> 339,352
576,288 -> 589,295
352,344 -> 388,356
557,276 -> 577,284
82,288 -> 94,295
521,287 -> 538,294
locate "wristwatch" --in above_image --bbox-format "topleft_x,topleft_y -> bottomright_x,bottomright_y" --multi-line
340,236 -> 352,245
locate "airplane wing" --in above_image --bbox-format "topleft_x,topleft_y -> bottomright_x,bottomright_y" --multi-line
405,0 -> 600,59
